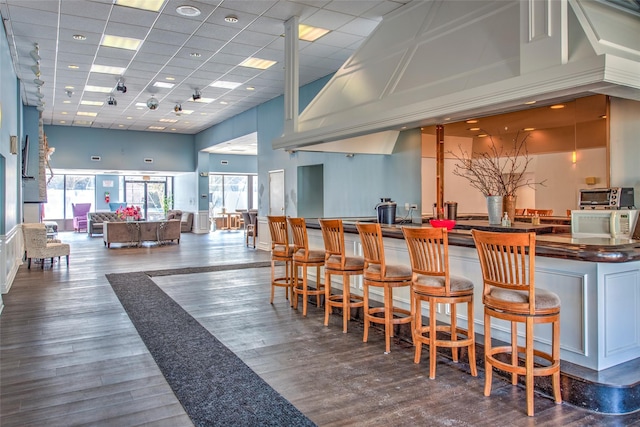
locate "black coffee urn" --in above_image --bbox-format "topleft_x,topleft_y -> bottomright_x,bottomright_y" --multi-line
375,198 -> 397,224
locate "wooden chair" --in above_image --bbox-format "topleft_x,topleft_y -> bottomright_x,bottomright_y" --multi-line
403,227 -> 477,379
288,217 -> 326,316
22,223 -> 70,269
319,218 -> 365,332
472,230 -> 561,416
356,222 -> 413,353
528,209 -> 553,216
241,211 -> 256,248
267,216 -> 294,305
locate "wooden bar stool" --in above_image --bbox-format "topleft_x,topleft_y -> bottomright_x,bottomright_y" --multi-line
267,216 -> 294,306
472,229 -> 561,416
403,226 -> 477,379
356,222 -> 413,353
319,218 -> 365,333
288,217 -> 326,316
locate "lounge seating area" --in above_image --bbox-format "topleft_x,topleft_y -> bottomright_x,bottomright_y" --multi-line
72,203 -> 91,232
88,212 -> 125,236
103,220 -> 181,248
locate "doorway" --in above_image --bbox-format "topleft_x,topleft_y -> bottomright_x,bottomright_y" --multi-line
269,169 -> 285,216
124,178 -> 170,221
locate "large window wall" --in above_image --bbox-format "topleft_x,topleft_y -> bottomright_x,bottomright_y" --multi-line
209,174 -> 257,216
44,174 -> 95,221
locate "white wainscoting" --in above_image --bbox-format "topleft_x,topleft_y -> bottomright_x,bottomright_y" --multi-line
1,225 -> 25,299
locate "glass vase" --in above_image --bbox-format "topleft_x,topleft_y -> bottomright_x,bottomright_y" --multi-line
486,195 -> 503,225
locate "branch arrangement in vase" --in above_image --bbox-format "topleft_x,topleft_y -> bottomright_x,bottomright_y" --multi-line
449,130 -> 546,196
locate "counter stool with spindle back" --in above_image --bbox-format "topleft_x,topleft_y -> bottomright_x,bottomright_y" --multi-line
319,218 -> 365,332
403,226 -> 477,379
267,216 -> 294,306
288,217 -> 326,316
356,222 -> 413,353
472,229 -> 561,417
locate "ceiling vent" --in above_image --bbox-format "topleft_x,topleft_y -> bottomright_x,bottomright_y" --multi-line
144,158 -> 153,163
220,160 -> 229,165
90,155 -> 101,161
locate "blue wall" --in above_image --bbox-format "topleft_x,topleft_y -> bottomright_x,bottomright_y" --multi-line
209,154 -> 257,173
0,23 -> 22,233
43,126 -> 196,173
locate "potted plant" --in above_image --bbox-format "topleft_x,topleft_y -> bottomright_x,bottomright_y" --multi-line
162,195 -> 174,217
450,131 -> 545,224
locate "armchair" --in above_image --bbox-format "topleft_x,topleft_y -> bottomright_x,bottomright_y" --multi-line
22,223 -> 70,269
72,203 -> 92,232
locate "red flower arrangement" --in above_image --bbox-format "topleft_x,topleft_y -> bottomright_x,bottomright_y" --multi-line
116,206 -> 141,221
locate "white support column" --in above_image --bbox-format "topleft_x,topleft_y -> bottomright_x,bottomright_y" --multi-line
284,16 -> 299,135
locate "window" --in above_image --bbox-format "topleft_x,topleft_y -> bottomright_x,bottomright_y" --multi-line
44,174 -> 95,220
209,174 -> 256,215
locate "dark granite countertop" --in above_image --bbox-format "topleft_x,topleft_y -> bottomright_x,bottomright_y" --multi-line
305,217 -> 640,263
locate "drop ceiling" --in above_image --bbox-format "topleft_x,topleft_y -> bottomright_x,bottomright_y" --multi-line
0,0 -> 410,142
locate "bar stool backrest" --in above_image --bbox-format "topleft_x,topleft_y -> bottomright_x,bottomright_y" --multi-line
472,229 -> 537,315
267,216 -> 289,251
356,222 -> 387,278
319,219 -> 346,266
288,217 -> 311,260
403,226 -> 450,293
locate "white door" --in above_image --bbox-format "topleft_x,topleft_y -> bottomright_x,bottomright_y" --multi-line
269,169 -> 285,216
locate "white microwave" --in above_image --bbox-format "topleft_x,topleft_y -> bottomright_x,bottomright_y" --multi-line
571,210 -> 639,238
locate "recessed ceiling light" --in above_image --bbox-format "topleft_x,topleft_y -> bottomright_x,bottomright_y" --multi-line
550,104 -> 565,109
468,127 -> 480,131
220,101 -> 228,105
246,86 -> 255,91
81,100 -> 105,106
153,81 -> 175,89
64,86 -> 74,90
63,100 -> 71,104
190,52 -> 201,58
91,64 -> 127,75
85,85 -> 112,93
148,125 -> 166,130
523,127 -> 535,131
101,34 -> 142,51
118,124 -> 124,127
77,111 -> 97,117
224,15 -> 239,23
72,34 -> 86,41
68,65 -> 79,69
239,57 -> 277,70
127,116 -> 133,119
176,5 -> 201,16
159,118 -> 178,123
298,24 -> 330,42
166,76 -> 175,81
466,119 -> 478,124
117,0 -> 164,12
59,120 -> 66,124
190,97 -> 215,103
61,112 -> 68,115
135,102 -> 147,107
210,80 -> 241,89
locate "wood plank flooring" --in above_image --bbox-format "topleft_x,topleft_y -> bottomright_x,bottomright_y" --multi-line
1,230 -> 639,426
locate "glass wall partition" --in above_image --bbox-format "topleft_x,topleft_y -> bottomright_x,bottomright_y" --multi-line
209,173 -> 257,217
44,174 -> 95,223
124,176 -> 173,221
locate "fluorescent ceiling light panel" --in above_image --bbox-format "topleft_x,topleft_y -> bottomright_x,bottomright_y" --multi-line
190,97 -> 215,103
180,109 -> 193,115
135,102 -> 147,107
159,118 -> 178,123
77,111 -> 98,117
299,24 -> 330,42
73,120 -> 93,125
153,81 -> 175,89
91,64 -> 127,75
85,85 -> 113,93
101,34 -> 143,51
115,0 -> 164,12
80,100 -> 105,106
148,126 -> 166,130
210,81 -> 241,89
239,57 -> 277,70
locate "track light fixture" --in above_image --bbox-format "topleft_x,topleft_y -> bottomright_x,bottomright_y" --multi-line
192,89 -> 201,101
146,96 -> 159,110
34,78 -> 44,86
107,95 -> 117,106
31,64 -> 41,77
66,90 -> 73,97
30,44 -> 41,62
174,103 -> 182,115
35,87 -> 45,99
116,78 -> 127,93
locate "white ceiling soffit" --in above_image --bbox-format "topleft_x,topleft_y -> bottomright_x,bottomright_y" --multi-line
296,130 -> 399,154
203,132 -> 257,155
273,0 -> 640,152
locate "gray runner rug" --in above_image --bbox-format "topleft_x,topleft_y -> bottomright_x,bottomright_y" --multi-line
106,266 -> 315,427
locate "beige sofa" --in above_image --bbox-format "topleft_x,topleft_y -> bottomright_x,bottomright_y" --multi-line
88,212 -> 123,236
103,220 -> 181,248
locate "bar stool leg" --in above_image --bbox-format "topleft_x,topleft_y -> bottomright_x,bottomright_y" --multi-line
467,300 -> 477,376
384,285 -> 392,353
429,298 -> 437,378
526,317 -> 535,416
324,270 -> 332,326
511,321 -> 518,385
484,311 -> 493,397
363,282 -> 370,344
342,274 -> 349,333
413,295 -> 422,364
552,319 -> 562,403
451,303 -> 458,363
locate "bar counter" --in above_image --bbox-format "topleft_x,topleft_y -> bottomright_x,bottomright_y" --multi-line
300,216 -> 640,414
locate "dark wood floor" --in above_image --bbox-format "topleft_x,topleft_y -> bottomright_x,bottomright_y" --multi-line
2,230 -> 639,426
